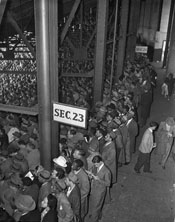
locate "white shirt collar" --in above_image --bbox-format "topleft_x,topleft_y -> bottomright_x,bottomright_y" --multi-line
67,184 -> 75,197
74,168 -> 81,175
149,128 -> 153,133
97,136 -> 103,140
97,162 -> 104,172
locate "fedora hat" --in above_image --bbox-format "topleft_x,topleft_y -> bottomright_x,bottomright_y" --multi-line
11,162 -> 21,173
53,156 -> 67,168
9,173 -> 23,187
13,153 -> 24,161
165,117 -> 175,126
38,170 -> 51,181
1,188 -> 16,205
15,194 -> 36,212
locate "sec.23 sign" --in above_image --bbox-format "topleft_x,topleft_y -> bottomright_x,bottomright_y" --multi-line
53,103 -> 87,128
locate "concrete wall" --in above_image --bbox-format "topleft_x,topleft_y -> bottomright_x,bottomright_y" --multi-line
154,0 -> 171,61
137,0 -> 171,61
138,0 -> 161,46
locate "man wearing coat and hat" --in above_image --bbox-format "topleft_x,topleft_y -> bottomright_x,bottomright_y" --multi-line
37,170 -> 51,211
0,173 -> 22,216
157,117 -> 175,169
13,194 -> 40,222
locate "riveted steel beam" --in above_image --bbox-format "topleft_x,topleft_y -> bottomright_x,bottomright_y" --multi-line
93,0 -> 108,103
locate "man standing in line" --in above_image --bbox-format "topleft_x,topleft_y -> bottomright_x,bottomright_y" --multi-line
156,117 -> 175,169
134,121 -> 158,173
88,155 -> 111,222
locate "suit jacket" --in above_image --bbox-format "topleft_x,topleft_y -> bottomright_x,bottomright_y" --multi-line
157,121 -> 175,154
19,209 -> 40,222
67,184 -> 81,218
42,209 -> 58,222
38,181 -> 51,210
119,123 -> 129,147
26,149 -> 40,170
98,136 -> 105,154
57,192 -> 73,222
89,136 -> 99,152
102,141 -> 117,184
76,168 -> 90,200
12,158 -> 29,176
79,156 -> 88,170
139,128 -> 154,153
127,118 -> 138,152
127,118 -> 138,138
91,163 -> 111,192
22,183 -> 39,205
0,180 -> 20,216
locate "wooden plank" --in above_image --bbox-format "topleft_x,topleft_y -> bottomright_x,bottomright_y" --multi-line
60,58 -> 94,61
0,58 -> 35,61
0,70 -> 36,74
0,103 -> 38,115
61,0 -> 81,44
61,69 -> 94,78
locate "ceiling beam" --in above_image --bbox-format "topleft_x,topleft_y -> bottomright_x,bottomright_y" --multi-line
7,12 -> 36,58
61,0 -> 81,44
0,0 -> 7,26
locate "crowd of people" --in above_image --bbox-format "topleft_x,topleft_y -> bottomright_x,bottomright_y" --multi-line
0,2 -> 175,220
0,53 -> 167,222
0,60 -> 37,107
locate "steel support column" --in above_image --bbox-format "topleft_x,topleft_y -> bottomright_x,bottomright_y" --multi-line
93,0 -> 108,103
126,0 -> 141,61
48,0 -> 59,161
166,2 -> 175,74
34,0 -> 52,170
0,0 -> 7,25
61,0 -> 81,44
116,0 -> 129,81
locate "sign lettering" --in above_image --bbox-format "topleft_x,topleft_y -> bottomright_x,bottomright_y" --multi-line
53,103 -> 87,128
135,46 -> 148,54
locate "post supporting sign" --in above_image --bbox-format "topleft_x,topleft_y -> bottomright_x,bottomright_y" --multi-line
135,45 -> 148,54
53,102 -> 87,128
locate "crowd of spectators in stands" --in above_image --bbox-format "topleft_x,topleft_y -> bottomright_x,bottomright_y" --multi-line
0,60 -> 37,107
0,54 -> 161,222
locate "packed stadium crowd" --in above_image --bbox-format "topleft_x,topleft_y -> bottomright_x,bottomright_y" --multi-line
0,53 -> 162,222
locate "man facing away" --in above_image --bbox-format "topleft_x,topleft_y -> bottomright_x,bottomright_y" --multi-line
134,121 -> 158,174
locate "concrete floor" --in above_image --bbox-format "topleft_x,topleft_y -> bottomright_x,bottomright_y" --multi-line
101,62 -> 175,222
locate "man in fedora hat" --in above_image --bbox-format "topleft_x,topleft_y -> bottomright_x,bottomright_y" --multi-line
88,155 -> 111,222
12,152 -> 29,176
37,170 -> 51,211
72,159 -> 90,220
157,117 -> 175,169
13,194 -> 40,222
65,171 -> 81,222
53,155 -> 72,174
0,173 -> 22,216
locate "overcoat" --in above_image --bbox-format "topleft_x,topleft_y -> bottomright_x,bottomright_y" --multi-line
102,141 -> 116,184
